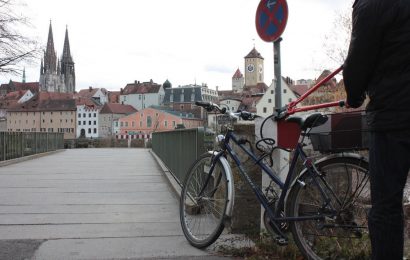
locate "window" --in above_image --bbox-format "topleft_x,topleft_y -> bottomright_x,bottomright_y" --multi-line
172,121 -> 176,127
89,121 -> 92,125
93,128 -> 97,134
271,90 -> 274,94
79,121 -> 81,125
83,121 -> 86,125
164,121 -> 168,127
147,116 -> 152,128
115,121 -> 118,127
89,113 -> 91,117
132,121 -> 135,127
88,129 -> 91,134
283,89 -> 287,93
125,122 -> 128,127
268,99 -> 272,103
83,113 -> 86,117
120,122 -> 124,127
263,107 -> 267,113
139,121 -> 142,127
288,98 -> 292,102
50,119 -> 53,123
94,121 -> 96,125
79,114 -> 81,118
93,113 -> 96,117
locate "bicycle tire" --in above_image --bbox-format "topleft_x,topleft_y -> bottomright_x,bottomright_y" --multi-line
287,156 -> 371,259
180,153 -> 229,248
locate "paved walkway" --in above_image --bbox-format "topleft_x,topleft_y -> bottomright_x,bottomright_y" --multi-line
0,149 -> 233,260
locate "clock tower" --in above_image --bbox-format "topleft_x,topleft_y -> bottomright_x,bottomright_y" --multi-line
244,47 -> 264,87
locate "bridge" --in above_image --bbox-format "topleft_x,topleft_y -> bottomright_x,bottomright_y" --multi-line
0,149 -> 232,260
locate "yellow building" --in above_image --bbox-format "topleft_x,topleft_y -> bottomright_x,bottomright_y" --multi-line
7,92 -> 77,139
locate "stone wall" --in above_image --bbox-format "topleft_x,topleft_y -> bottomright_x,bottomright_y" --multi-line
228,123 -> 262,234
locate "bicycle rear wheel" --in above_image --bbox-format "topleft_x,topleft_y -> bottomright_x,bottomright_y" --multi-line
288,156 -> 371,259
180,153 -> 229,248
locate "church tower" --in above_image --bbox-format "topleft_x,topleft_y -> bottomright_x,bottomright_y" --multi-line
232,68 -> 244,92
244,47 -> 264,87
39,21 -> 75,93
61,27 -> 75,93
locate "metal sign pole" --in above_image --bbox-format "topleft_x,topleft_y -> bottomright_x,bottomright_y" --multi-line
274,38 -> 282,108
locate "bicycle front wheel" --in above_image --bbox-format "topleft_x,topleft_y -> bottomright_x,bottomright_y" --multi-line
180,153 -> 229,248
288,156 -> 371,259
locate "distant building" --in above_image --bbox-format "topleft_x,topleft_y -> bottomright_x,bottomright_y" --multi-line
7,92 -> 76,139
0,81 -> 39,95
163,84 -> 218,119
77,87 -> 108,105
98,103 -> 137,137
117,107 -> 202,139
244,47 -> 264,87
39,22 -> 75,93
75,97 -> 101,138
232,68 -> 245,93
119,80 -> 164,110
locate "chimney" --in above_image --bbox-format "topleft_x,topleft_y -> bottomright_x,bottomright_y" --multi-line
89,86 -> 92,92
120,88 -> 123,94
134,80 -> 138,85
216,86 -> 219,92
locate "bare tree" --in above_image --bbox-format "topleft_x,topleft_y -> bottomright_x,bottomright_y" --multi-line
0,0 -> 39,75
323,8 -> 352,66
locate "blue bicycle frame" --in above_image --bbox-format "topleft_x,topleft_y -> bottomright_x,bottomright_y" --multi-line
207,128 -> 336,239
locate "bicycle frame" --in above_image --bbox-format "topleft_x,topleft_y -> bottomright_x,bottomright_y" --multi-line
208,128 -> 337,239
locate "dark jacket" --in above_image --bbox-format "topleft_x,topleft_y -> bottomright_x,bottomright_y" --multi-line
343,0 -> 410,131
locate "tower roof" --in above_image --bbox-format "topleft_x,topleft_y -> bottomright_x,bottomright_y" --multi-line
232,68 -> 243,79
62,26 -> 73,63
44,21 -> 57,73
245,47 -> 264,60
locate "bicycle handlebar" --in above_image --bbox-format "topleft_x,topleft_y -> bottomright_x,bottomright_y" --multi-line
195,101 -> 258,121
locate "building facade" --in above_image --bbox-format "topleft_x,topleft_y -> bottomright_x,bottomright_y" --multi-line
39,22 -> 75,93
244,47 -> 264,87
7,92 -> 76,139
119,80 -> 164,110
98,103 -> 137,138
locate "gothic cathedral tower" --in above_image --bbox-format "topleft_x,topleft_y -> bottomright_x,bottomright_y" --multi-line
244,47 -> 264,87
40,22 -> 75,93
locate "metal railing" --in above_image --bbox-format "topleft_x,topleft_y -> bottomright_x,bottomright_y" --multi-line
152,127 -> 214,183
0,132 -> 64,161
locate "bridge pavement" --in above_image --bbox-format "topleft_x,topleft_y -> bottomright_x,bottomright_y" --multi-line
0,149 -> 233,260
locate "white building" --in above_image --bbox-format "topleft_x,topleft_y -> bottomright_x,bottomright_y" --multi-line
256,78 -> 298,118
77,87 -> 109,105
119,80 -> 165,110
76,104 -> 100,138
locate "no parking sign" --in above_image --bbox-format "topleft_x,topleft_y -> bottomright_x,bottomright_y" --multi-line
256,0 -> 288,42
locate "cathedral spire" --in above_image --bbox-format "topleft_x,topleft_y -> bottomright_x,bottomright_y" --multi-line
62,25 -> 73,63
44,20 -> 57,73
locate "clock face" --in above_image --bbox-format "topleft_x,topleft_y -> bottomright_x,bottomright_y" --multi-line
259,64 -> 263,73
247,64 -> 255,72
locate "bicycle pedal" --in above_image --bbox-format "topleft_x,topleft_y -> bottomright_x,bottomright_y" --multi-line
275,236 -> 288,246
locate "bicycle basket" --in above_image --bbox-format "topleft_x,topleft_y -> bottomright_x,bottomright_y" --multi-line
309,111 -> 369,153
277,120 -> 301,149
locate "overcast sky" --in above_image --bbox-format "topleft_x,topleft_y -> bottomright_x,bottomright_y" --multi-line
6,0 -> 351,91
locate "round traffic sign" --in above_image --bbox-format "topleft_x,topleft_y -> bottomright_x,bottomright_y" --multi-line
255,0 -> 288,42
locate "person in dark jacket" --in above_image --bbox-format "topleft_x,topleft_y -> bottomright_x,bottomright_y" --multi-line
343,0 -> 410,259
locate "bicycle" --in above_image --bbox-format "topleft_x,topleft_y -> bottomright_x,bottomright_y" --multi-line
180,95 -> 372,259
180,102 -> 370,259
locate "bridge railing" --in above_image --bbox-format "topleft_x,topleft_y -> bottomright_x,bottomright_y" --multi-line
151,127 -> 213,184
0,132 -> 64,161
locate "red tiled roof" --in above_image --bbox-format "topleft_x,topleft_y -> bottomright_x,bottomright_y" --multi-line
232,68 -> 243,79
99,103 -> 137,114
289,84 -> 309,97
122,81 -> 162,95
8,92 -> 76,112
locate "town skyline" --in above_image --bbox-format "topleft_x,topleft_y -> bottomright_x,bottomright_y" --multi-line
4,0 -> 350,91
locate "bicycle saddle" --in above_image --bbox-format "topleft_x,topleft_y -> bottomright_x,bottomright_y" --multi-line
286,113 -> 328,131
